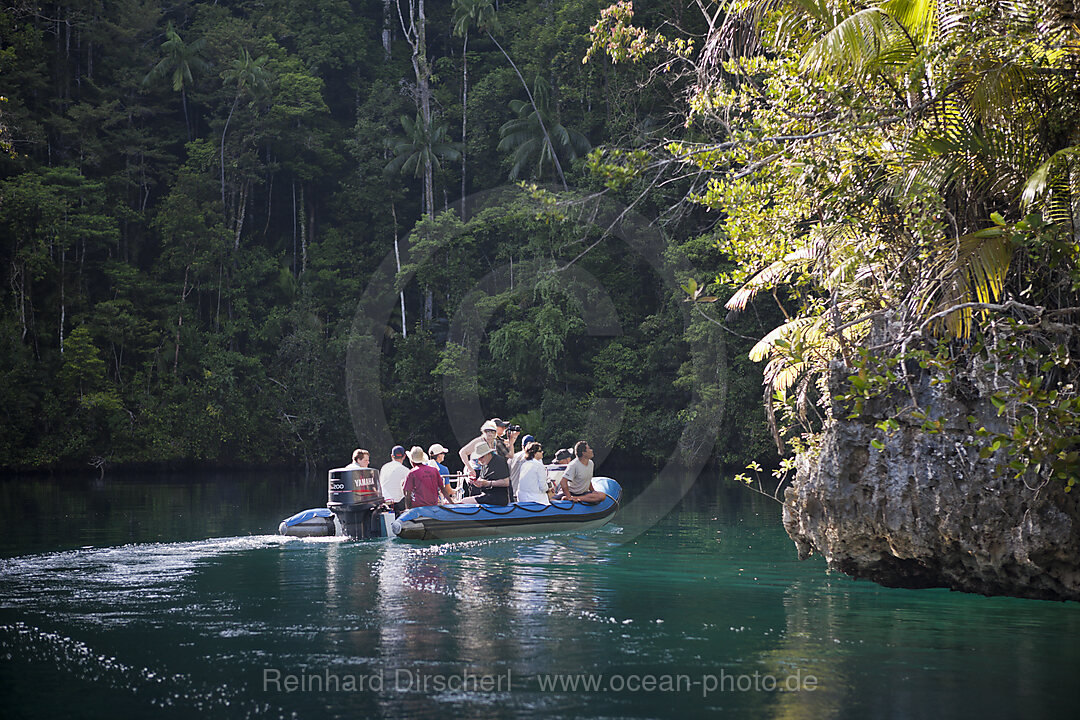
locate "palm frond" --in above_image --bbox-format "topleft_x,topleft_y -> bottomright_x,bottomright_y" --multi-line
922,225 -> 1014,338
764,359 -> 806,395
882,0 -> 938,47
963,57 -> 1034,126
751,315 -> 838,402
1021,145 -> 1080,210
749,316 -> 817,362
801,7 -> 906,77
726,246 -> 815,311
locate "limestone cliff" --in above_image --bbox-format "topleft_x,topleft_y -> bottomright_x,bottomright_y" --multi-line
783,362 -> 1080,601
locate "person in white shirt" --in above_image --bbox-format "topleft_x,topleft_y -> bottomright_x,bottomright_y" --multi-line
378,445 -> 409,511
516,441 -> 551,505
509,433 -> 534,501
344,448 -> 370,470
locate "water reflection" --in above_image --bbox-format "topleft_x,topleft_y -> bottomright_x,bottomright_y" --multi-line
759,573 -> 1080,720
1,472 -> 1079,719
359,533 -> 618,672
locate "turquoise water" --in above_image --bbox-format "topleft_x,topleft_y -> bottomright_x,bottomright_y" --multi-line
1,471 -> 1078,719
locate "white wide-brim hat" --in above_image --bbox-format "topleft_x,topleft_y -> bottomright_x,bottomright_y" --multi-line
408,446 -> 428,464
470,441 -> 495,460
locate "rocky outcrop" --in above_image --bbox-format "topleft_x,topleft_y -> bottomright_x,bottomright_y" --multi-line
783,361 -> 1080,601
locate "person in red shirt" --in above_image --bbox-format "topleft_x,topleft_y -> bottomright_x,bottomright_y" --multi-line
403,447 -> 454,508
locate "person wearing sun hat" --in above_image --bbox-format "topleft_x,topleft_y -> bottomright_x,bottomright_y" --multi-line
403,446 -> 453,508
461,440 -> 510,505
458,420 -> 499,484
426,442 -> 453,497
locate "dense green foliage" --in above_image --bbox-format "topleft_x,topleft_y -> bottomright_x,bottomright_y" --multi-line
0,0 -> 776,472
588,0 -> 1080,488
23,0 -> 1073,487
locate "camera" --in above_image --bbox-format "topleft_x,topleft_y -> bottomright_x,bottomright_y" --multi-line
508,424 -> 522,432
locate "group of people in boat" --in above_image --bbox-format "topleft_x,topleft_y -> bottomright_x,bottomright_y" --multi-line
343,418 -> 606,511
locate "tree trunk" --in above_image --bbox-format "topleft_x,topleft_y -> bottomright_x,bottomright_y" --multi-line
460,31 -> 468,219
59,248 -> 65,353
417,1 -> 433,219
392,202 -> 407,339
424,156 -> 434,219
13,261 -> 27,340
299,184 -> 308,275
383,0 -> 394,58
264,160 -> 274,236
292,179 -> 298,275
215,263 -> 223,330
234,181 -> 248,250
173,266 -> 190,375
221,94 -> 239,213
182,88 -> 191,142
401,0 -> 434,217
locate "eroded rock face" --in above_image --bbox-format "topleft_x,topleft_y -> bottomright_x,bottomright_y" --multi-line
783,364 -> 1080,601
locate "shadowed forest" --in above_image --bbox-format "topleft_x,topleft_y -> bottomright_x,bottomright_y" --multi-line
2,1 -> 1077,488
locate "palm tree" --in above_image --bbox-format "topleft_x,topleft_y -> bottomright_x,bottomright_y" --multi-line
451,0 -> 500,217
384,113 -> 462,333
449,0 -> 573,189
498,75 -> 590,182
142,22 -> 208,141
219,48 -> 271,214
385,114 -> 463,218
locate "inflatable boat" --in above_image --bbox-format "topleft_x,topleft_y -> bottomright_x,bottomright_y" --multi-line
278,467 -> 620,542
393,477 -> 621,541
278,507 -> 336,537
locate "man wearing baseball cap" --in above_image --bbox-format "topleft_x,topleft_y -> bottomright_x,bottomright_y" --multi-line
426,443 -> 453,497
491,418 -> 518,459
427,443 -> 451,478
547,448 -> 574,494
379,445 -> 409,512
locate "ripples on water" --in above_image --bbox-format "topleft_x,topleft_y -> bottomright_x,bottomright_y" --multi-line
1,473 -> 1079,719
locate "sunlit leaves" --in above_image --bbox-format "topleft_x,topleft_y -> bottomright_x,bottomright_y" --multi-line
583,1 -> 694,66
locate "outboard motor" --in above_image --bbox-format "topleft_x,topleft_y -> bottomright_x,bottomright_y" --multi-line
327,467 -> 386,539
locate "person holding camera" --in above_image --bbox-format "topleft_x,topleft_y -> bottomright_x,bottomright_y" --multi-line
493,418 -> 521,460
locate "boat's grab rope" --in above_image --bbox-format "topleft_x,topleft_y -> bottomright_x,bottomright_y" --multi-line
429,498 -> 606,517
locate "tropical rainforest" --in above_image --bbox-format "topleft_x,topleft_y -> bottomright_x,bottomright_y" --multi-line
1,1 -> 1077,487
